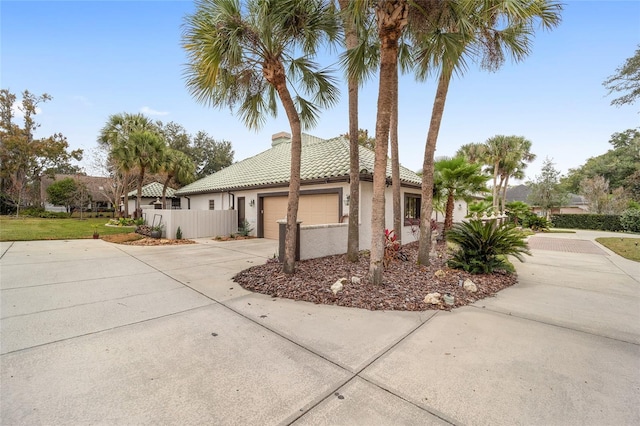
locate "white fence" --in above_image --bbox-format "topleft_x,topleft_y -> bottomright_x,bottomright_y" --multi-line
146,209 -> 237,239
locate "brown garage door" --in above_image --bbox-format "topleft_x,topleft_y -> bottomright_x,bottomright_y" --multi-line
262,193 -> 339,239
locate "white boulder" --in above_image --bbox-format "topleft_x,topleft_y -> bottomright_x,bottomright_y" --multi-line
463,279 -> 478,293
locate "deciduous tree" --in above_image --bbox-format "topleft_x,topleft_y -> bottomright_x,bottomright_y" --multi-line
603,45 -> 640,108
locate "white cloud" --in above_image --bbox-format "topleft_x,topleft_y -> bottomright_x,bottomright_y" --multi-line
11,101 -> 42,120
72,95 -> 92,107
140,106 -> 169,116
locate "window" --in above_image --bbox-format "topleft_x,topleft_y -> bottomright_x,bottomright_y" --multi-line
404,194 -> 421,226
171,198 -> 181,209
209,200 -> 215,210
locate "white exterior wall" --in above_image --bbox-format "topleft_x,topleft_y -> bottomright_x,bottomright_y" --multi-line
185,183 -> 350,238
299,223 -> 348,260
356,182 -> 421,249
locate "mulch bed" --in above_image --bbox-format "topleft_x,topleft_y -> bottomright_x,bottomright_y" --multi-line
102,233 -> 196,246
233,241 -> 518,311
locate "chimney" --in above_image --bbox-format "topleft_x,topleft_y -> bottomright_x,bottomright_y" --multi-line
271,131 -> 291,147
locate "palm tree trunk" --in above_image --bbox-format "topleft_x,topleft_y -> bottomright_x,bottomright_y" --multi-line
501,174 -> 510,212
492,162 -> 499,210
370,1 -> 407,285
444,191 -> 455,231
137,166 -> 145,219
390,62 -> 401,244
123,173 -> 130,218
266,61 -> 302,275
339,0 -> 360,262
417,70 -> 452,265
162,178 -> 170,210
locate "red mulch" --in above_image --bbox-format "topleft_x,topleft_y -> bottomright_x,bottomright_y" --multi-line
233,241 -> 518,311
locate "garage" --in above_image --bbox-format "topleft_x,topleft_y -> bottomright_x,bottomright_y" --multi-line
262,193 -> 340,239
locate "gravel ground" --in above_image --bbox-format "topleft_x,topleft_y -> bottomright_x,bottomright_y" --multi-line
234,241 -> 518,311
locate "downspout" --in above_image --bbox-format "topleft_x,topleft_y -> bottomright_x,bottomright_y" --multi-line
184,196 -> 190,210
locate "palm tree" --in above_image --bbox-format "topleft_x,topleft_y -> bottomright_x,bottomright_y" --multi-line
349,0 -> 409,285
98,113 -> 157,217
498,137 -> 535,211
161,148 -> 195,209
337,0 -> 364,262
456,142 -> 486,164
483,135 -> 535,212
113,130 -> 166,218
484,135 -> 513,210
434,156 -> 489,231
412,0 -> 562,265
183,0 -> 340,274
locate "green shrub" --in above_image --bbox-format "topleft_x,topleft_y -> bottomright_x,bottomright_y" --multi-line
620,208 -> 640,233
446,220 -> 531,274
237,220 -> 254,237
550,214 -> 623,232
524,215 -> 550,232
176,226 -> 183,240
20,208 -> 68,219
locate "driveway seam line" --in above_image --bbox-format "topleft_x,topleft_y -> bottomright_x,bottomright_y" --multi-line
116,242 -> 459,424
287,312 -> 449,425
112,243 -> 350,371
0,304 -> 214,356
0,286 -> 189,320
469,305 -> 640,346
0,241 -> 14,260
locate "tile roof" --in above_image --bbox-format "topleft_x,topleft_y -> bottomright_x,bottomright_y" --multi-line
127,182 -> 176,198
506,184 -> 586,206
176,134 -> 422,195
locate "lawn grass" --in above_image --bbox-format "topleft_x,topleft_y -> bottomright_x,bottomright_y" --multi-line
0,216 -> 134,241
596,237 -> 640,262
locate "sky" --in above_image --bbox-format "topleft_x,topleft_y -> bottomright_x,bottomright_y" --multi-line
2,0 -> 639,182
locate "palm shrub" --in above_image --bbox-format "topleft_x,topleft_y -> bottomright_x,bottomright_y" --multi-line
446,220 -> 531,274
524,215 -> 550,232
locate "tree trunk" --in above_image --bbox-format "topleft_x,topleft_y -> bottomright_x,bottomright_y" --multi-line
339,0 -> 360,262
137,166 -> 145,219
492,161 -> 500,210
390,61 -> 401,244
444,191 -> 455,231
265,60 -> 302,275
162,176 -> 171,210
417,70 -> 452,265
501,174 -> 510,212
370,1 -> 407,285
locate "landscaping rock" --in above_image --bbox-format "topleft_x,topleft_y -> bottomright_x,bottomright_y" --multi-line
424,292 -> 441,305
463,279 -> 478,293
434,269 -> 446,279
351,276 -> 361,284
331,279 -> 345,295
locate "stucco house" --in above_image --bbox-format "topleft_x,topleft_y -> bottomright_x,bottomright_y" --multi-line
176,132 -> 467,247
125,182 -> 184,213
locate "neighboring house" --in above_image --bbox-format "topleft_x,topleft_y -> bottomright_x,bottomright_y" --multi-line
505,184 -> 588,215
125,182 -> 184,213
176,132 -> 466,245
42,174 -> 114,212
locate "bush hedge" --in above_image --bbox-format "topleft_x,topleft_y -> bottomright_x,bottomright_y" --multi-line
620,208 -> 640,233
550,214 -> 623,232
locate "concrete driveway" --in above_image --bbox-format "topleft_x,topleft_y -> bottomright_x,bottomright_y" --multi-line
1,231 -> 639,425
